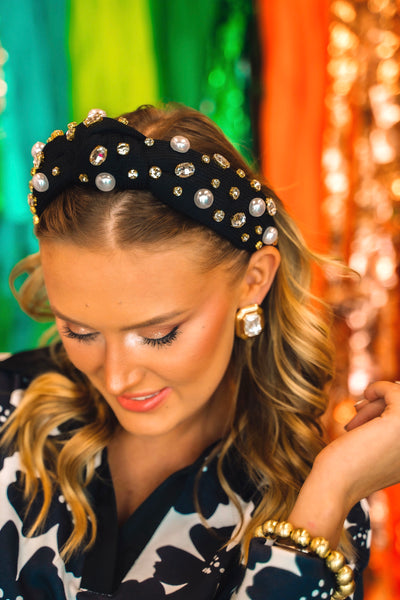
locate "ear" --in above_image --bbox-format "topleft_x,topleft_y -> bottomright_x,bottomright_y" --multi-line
238,246 -> 280,307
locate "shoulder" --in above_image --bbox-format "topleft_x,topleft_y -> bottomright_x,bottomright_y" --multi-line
0,345 -> 64,414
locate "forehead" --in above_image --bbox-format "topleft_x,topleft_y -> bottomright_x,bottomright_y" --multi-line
39,240 -> 238,325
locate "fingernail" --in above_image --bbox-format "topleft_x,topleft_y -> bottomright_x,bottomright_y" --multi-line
353,399 -> 365,407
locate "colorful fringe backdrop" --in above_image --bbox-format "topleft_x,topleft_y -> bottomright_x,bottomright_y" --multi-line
0,1 -> 399,596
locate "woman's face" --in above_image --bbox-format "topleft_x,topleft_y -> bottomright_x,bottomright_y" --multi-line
40,239 -> 247,443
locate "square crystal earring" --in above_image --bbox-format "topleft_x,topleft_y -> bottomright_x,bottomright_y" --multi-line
235,304 -> 265,340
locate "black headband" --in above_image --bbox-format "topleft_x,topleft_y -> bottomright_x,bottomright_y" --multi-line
28,109 -> 278,252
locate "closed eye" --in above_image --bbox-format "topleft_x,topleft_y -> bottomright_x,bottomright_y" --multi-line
61,325 -> 98,343
142,326 -> 180,348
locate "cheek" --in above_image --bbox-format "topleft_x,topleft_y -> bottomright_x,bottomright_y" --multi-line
61,339 -> 103,375
165,306 -> 236,381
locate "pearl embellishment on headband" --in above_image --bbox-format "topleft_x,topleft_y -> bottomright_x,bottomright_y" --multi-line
31,142 -> 45,158
262,226 -> 278,245
170,135 -> 190,153
95,172 -> 116,191
194,188 -> 214,209
249,198 -> 266,217
32,173 -> 49,192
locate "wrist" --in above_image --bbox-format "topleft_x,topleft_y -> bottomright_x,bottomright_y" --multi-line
289,452 -> 350,547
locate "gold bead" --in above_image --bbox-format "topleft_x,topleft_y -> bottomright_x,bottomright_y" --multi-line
255,241 -> 263,250
336,580 -> 356,597
255,226 -> 263,235
31,167 -> 37,176
291,528 -> 311,548
241,233 -> 250,242
236,168 -> 246,178
309,536 -> 330,558
262,520 -> 278,535
211,178 -> 220,188
33,215 -> 39,225
118,116 -> 129,125
79,174 -> 89,182
202,154 -> 210,163
275,521 -> 293,538
52,167 -> 60,176
336,564 -> 354,586
254,525 -> 265,538
325,550 -> 345,572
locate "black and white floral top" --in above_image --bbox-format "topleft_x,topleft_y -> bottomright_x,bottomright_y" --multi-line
0,348 -> 370,600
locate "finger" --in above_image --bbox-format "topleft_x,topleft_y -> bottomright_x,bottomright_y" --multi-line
364,380 -> 400,403
345,398 -> 386,430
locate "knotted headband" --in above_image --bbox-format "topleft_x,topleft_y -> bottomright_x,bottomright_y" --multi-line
28,109 -> 278,252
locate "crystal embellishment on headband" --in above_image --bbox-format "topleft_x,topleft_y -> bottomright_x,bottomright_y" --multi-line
28,108 -> 279,251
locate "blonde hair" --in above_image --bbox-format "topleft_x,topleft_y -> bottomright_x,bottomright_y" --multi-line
5,104 -> 334,560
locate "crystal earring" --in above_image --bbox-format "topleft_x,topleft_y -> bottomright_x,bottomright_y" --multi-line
235,304 -> 265,340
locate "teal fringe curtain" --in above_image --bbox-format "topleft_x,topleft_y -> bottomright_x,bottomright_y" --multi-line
0,0 -> 256,352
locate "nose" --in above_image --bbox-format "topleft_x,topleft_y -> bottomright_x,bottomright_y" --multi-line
102,340 -> 145,396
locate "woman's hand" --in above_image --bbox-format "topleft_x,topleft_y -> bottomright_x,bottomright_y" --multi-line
289,380 -> 400,547
345,380 -> 400,430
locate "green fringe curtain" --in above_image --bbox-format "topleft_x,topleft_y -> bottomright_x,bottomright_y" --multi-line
0,0 -> 256,352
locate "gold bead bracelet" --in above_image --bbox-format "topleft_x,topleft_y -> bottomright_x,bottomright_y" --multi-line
254,520 -> 355,600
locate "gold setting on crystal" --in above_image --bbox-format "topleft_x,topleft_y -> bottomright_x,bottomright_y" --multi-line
33,215 -> 40,225
66,122 -> 78,141
230,186 -> 240,199
144,137 -> 154,147
84,113 -> 103,127
128,169 -> 138,179
255,225 -> 263,235
231,212 -> 246,228
90,145 -> 108,166
211,179 -> 220,188
241,233 -> 250,242
173,186 -> 183,196
117,143 -> 130,155
255,241 -> 263,250
79,174 -> 89,182
33,152 -> 44,169
47,130 -> 64,143
213,153 -> 230,169
236,168 -> 246,178
149,166 -> 162,178
201,154 -> 210,163
118,116 -> 129,125
251,179 -> 262,191
213,210 -> 225,222
52,167 -> 60,176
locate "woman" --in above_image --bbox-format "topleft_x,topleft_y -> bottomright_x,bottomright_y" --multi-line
1,104 -> 399,599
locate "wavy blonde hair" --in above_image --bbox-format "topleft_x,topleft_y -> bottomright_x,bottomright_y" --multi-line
4,104 -> 334,560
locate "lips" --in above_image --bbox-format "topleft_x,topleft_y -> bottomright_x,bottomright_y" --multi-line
116,387 -> 171,413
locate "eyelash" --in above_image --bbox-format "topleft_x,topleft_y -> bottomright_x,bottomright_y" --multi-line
60,325 -> 180,348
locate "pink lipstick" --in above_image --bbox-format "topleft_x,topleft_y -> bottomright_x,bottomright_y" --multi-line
116,387 -> 171,413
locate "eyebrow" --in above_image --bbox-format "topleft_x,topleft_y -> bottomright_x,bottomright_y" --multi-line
50,307 -> 187,331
